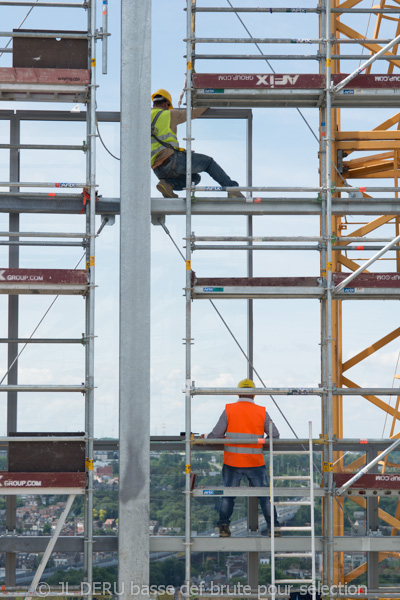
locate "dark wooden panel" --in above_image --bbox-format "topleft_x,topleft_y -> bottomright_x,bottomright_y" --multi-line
8,433 -> 85,472
13,30 -> 88,70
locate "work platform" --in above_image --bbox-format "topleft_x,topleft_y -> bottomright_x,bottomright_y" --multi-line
0,472 -> 86,495
192,273 -> 400,300
193,73 -> 400,108
0,68 -> 90,103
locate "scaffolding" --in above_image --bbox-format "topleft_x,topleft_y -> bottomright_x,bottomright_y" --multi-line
170,0 -> 400,596
0,0 -> 103,592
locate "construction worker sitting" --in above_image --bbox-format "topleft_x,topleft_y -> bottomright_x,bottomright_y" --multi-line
151,88 -> 245,198
204,378 -> 281,538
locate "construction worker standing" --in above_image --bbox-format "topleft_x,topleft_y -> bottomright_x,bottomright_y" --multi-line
204,378 -> 280,537
151,89 -> 244,198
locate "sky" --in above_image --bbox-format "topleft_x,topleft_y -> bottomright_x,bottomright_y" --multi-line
1,0 -> 400,442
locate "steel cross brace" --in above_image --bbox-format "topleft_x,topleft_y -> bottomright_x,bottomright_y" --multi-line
25,494 -> 76,600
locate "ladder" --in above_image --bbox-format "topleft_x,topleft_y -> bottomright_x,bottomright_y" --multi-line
269,421 -> 316,600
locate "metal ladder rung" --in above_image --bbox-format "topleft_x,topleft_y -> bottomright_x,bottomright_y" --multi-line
275,500 -> 312,505
276,526 -> 313,531
273,475 -> 311,480
275,579 -> 314,585
275,552 -> 313,558
269,422 -> 315,593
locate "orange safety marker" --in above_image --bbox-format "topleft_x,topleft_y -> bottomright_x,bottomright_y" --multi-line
48,193 -> 56,197
254,197 -> 261,203
359,186 -> 366,193
360,439 -> 368,444
356,245 -> 364,250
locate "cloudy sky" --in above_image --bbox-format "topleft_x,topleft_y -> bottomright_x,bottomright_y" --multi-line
0,0 -> 399,442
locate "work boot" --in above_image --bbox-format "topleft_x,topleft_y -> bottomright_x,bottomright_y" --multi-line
157,180 -> 178,198
269,529 -> 282,537
219,523 -> 231,537
228,189 -> 245,198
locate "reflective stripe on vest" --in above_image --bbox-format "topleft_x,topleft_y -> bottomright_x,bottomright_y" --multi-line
224,431 -> 262,455
151,109 -> 179,166
224,402 -> 266,468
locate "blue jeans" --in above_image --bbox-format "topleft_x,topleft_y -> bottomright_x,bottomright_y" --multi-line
153,150 -> 239,191
219,464 -> 279,530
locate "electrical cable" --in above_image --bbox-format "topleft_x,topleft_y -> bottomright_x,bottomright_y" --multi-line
382,349 -> 400,438
0,253 -> 85,386
96,119 -> 120,161
0,0 -> 39,60
225,0 -> 350,188
222,1 -> 370,527
160,220 -> 326,484
0,218 -> 107,386
358,0 -> 375,68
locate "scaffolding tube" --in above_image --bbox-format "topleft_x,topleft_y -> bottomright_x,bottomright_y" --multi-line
333,32 -> 400,92
335,231 -> 400,292
336,436 -> 400,496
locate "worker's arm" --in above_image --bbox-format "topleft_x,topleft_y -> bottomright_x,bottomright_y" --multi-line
170,107 -> 209,127
265,411 -> 279,438
204,409 -> 228,439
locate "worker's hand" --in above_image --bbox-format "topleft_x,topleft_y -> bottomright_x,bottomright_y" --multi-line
200,433 -> 208,438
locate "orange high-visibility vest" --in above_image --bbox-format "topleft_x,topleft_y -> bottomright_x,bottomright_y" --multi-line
224,401 -> 266,468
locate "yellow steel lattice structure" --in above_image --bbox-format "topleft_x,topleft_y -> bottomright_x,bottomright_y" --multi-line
328,0 -> 400,586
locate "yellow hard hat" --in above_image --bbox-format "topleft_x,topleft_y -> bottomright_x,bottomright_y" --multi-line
151,89 -> 173,109
238,378 -> 255,389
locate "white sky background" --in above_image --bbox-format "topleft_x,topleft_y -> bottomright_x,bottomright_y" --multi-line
0,1 -> 400,440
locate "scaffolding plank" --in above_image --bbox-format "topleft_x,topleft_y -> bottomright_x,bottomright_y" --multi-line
193,73 -> 400,90
0,68 -> 90,103
334,473 -> 400,489
192,73 -> 400,108
192,274 -> 400,299
333,272 -> 400,288
0,472 -> 86,490
0,67 -> 90,85
0,268 -> 88,295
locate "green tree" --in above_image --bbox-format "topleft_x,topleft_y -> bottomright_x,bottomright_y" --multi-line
42,522 -> 51,535
99,509 -> 107,523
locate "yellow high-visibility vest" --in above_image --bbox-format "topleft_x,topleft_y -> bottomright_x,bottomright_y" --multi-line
151,109 -> 179,166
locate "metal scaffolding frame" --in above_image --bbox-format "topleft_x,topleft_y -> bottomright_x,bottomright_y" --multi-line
0,0 -> 100,593
172,0 -> 400,596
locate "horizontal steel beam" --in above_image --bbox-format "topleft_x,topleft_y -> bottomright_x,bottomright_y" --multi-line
0,536 -> 117,553
191,386 -> 400,396
3,197 -> 400,217
1,437 -> 397,452
0,108 -> 248,122
0,384 -> 86,392
2,535 -> 400,553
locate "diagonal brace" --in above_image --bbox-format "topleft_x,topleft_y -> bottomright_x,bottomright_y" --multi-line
333,32 -> 400,92
25,494 -> 76,600
336,439 -> 400,495
335,231 -> 400,292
